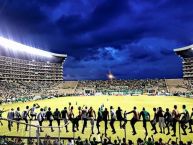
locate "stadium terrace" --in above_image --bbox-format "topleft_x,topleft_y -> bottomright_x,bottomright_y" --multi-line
0,36 -> 67,81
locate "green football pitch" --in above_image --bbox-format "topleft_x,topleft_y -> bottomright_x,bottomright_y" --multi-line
0,95 -> 193,143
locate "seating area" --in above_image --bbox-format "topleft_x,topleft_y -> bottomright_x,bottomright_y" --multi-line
75,79 -> 168,95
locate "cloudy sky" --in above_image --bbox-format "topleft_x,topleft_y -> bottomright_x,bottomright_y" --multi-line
0,0 -> 193,80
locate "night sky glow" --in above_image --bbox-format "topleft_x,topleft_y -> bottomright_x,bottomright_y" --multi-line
0,0 -> 193,80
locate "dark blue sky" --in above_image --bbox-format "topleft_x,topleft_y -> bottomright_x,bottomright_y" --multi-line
0,0 -> 193,80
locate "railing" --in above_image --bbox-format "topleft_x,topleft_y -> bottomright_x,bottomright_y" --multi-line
0,118 -> 191,145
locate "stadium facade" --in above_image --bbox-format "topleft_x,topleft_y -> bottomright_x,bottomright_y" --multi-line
0,37 -> 67,81
174,44 -> 193,80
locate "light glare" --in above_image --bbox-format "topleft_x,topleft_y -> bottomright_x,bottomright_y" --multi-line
0,36 -> 52,58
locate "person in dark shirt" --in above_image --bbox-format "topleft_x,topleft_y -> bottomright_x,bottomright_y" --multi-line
125,106 -> 139,135
110,106 -> 116,134
164,108 -> 172,135
139,107 -> 150,136
53,108 -> 61,132
46,107 -> 54,132
180,105 -> 190,135
116,107 -> 123,129
103,108 -> 109,136
157,107 -> 165,134
189,108 -> 193,133
172,105 -> 179,136
15,107 -> 21,132
75,106 -> 82,132
61,107 -> 69,132
150,107 -> 158,134
96,107 -> 103,134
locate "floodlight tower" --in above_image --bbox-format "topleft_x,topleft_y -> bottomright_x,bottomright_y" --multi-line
107,71 -> 115,81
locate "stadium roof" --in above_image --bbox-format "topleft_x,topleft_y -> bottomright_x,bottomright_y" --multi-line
174,44 -> 193,58
0,36 -> 67,63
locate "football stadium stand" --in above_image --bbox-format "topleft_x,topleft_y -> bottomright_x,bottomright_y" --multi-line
0,36 -> 67,81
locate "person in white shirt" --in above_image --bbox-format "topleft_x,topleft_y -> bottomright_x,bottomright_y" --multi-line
30,103 -> 40,120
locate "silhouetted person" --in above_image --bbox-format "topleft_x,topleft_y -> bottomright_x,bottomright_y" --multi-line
82,106 -> 88,134
150,107 -> 158,134
116,107 -> 123,129
189,108 -> 193,133
157,107 -> 165,134
139,107 -> 150,136
96,107 -> 103,134
172,105 -> 179,136
15,107 -> 21,132
164,108 -> 172,135
54,108 -> 61,132
22,106 -> 30,131
110,106 -> 116,134
61,107 -> 69,132
46,107 -> 54,132
125,106 -> 139,135
103,108 -> 109,136
180,105 -> 190,135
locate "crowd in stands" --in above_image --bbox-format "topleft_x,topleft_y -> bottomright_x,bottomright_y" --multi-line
0,81 -> 61,103
0,79 -> 193,104
75,79 -> 168,95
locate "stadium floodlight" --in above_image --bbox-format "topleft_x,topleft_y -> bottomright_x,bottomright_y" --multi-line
0,36 -> 52,58
108,72 -> 115,80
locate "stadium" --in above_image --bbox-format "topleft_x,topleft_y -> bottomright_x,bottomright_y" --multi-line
0,36 -> 192,145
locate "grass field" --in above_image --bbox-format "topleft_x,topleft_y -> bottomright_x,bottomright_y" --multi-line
0,95 -> 193,143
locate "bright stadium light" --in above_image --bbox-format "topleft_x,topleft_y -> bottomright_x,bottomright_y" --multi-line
0,36 -> 52,58
107,72 -> 115,80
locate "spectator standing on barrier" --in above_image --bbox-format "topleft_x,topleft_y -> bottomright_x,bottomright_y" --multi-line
15,107 -> 21,132
68,105 -> 76,132
54,108 -> 61,132
61,107 -> 69,133
157,107 -> 165,134
172,105 -> 179,137
188,108 -> 193,133
116,107 -> 123,129
125,106 -> 139,135
96,107 -> 103,134
103,108 -> 109,136
7,108 -> 14,131
110,106 -> 116,134
46,107 -> 54,132
180,105 -> 190,135
139,107 -> 150,136
75,106 -> 82,131
22,106 -> 30,131
30,103 -> 40,120
37,108 -> 44,132
164,108 -> 172,135
88,107 -> 96,134
150,107 -> 158,134
82,106 -> 88,134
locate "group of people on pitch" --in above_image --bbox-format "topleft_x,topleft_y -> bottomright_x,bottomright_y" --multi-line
2,103 -> 193,137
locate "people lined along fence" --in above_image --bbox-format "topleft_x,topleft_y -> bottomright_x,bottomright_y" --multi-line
0,103 -> 193,138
